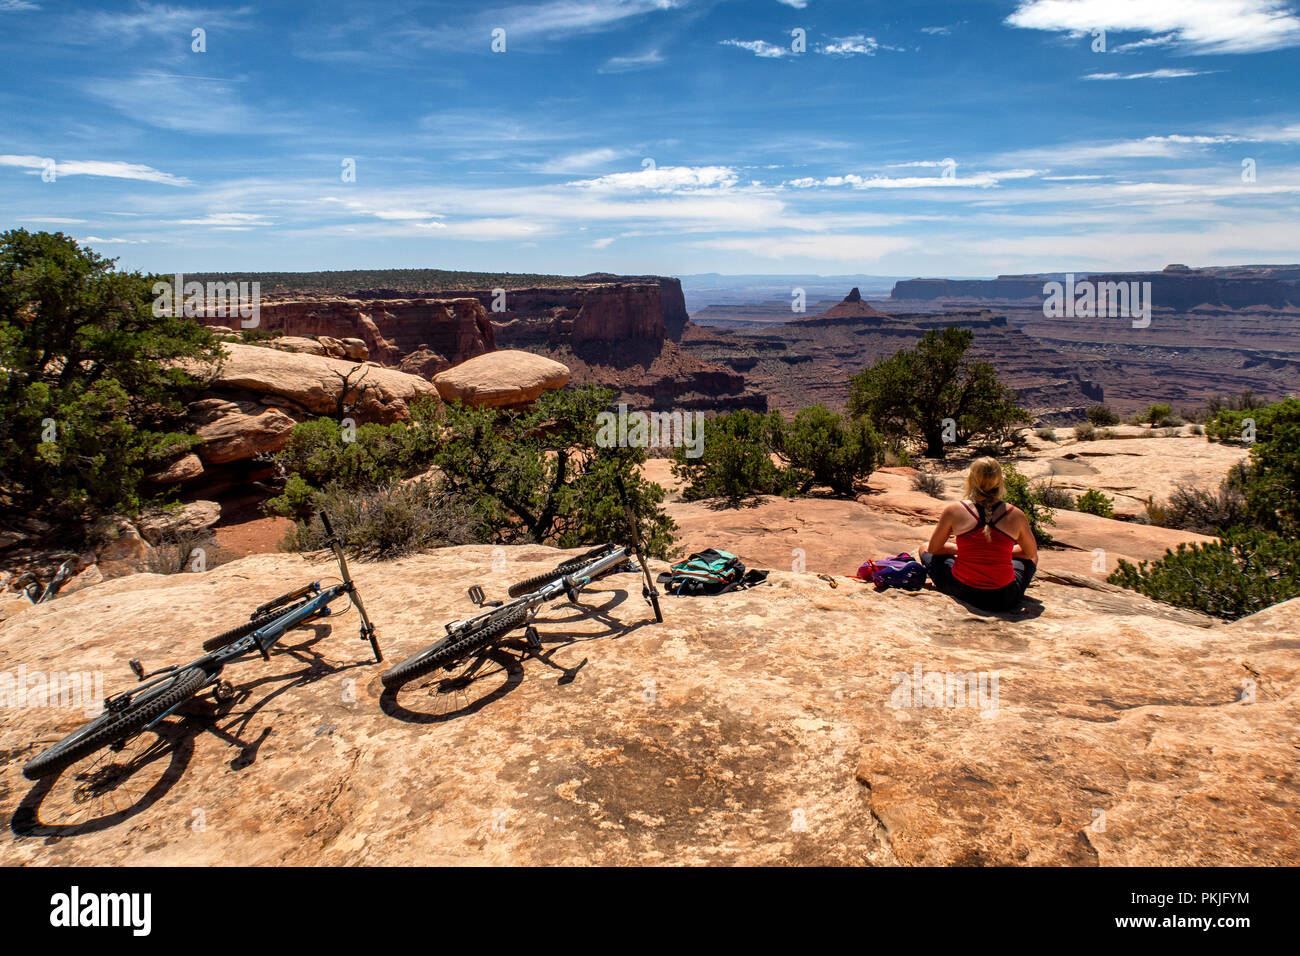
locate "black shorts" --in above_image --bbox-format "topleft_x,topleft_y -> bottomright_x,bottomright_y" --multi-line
920,552 -> 1037,612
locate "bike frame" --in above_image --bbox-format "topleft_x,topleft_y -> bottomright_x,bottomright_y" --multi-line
444,546 -> 633,637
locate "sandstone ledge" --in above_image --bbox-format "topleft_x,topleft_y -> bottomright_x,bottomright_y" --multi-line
1,545 -> 1295,866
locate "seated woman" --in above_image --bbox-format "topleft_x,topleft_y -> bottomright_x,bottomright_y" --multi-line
921,457 -> 1037,612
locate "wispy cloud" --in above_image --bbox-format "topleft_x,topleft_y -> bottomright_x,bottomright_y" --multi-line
1084,68 -> 1210,80
1006,0 -> 1300,54
570,165 -> 740,191
0,0 -> 40,10
819,35 -> 884,56
696,233 -> 915,262
413,0 -> 682,47
785,169 -> 1042,189
720,38 -> 790,58
598,49 -> 665,73
538,148 -> 626,173
0,154 -> 190,185
777,0 -> 808,8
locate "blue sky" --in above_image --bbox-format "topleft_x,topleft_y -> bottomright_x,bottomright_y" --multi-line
2,0 -> 1299,277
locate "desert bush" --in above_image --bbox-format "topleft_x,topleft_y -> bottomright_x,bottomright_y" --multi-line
1033,481 -> 1076,511
672,409 -> 792,505
883,444 -> 913,468
1108,530 -> 1300,620
1086,405 -> 1121,426
1002,462 -> 1055,544
1140,403 -> 1175,427
911,472 -> 946,498
1075,488 -> 1115,518
145,530 -> 216,574
0,230 -> 218,521
848,326 -> 1028,459
778,405 -> 883,495
1035,428 -> 1057,442
1073,421 -> 1096,441
283,480 -> 479,559
1163,480 -> 1248,535
1189,423 -> 1204,435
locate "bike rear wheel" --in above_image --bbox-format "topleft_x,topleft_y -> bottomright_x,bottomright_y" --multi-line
23,667 -> 212,781
506,545 -> 621,598
201,598 -> 314,652
381,605 -> 527,690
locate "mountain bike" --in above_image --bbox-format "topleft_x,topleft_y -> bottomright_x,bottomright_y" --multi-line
381,475 -> 662,691
22,512 -> 382,781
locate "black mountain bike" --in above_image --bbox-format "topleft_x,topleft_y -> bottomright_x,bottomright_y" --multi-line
22,512 -> 381,781
381,475 -> 661,691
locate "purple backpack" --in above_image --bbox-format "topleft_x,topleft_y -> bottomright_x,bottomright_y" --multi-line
857,553 -> 927,591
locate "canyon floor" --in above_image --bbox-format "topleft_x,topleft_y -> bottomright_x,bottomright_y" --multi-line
2,430 -> 1296,866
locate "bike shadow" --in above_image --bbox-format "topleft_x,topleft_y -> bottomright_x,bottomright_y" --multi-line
9,622 -> 374,838
378,585 -> 658,725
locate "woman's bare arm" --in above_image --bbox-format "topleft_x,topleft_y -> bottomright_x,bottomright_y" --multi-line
927,506 -> 959,556
1013,509 -> 1038,563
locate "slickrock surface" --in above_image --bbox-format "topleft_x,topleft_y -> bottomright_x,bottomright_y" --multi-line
1,543 -> 1296,866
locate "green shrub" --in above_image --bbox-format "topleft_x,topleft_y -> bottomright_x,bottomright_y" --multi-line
1205,398 -> 1300,534
779,405 -> 883,495
1035,428 -> 1057,442
672,409 -> 792,504
1108,530 -> 1300,620
1189,423 -> 1204,435
1002,462 -> 1055,544
1141,403 -> 1174,427
1073,421 -> 1096,441
847,326 -> 1028,459
1163,479 -> 1248,535
0,230 -> 218,520
911,472 -> 945,498
1086,405 -> 1121,426
1075,488 -> 1115,518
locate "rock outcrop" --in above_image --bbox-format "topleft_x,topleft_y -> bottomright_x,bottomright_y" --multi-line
209,298 -> 495,368
1,544 -> 1295,866
433,350 -> 571,408
200,342 -> 439,424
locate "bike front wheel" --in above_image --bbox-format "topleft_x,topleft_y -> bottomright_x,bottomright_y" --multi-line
22,667 -> 212,780
381,605 -> 528,690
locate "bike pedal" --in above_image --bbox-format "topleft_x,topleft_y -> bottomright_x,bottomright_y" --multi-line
467,585 -> 486,606
525,625 -> 541,651
128,658 -> 145,681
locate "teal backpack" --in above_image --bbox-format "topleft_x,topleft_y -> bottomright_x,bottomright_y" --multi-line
657,549 -> 767,596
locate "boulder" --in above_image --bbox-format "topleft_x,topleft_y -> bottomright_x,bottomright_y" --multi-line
398,346 -> 452,379
93,520 -> 153,575
59,563 -> 104,596
147,453 -> 205,485
433,350 -> 570,408
136,501 -> 222,546
189,398 -> 298,464
269,336 -> 327,356
197,342 -> 438,424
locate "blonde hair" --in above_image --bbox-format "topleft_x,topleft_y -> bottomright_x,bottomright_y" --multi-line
964,457 -> 1004,542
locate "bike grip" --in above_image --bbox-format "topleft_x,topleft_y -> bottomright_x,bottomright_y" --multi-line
320,511 -> 334,536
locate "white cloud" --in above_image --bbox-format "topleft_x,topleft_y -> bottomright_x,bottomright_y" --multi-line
820,35 -> 881,56
569,165 -> 740,191
997,134 -> 1242,165
720,38 -> 790,58
589,237 -> 615,248
696,234 -> 915,262
80,236 -> 149,244
0,154 -> 190,185
0,0 -> 39,10
921,25 -> 953,35
172,213 -> 272,226
598,49 -> 665,73
777,0 -> 808,8
538,148 -> 624,173
22,216 -> 86,223
87,73 -> 271,135
1006,0 -> 1300,54
1084,68 -> 1209,80
785,169 -> 1042,189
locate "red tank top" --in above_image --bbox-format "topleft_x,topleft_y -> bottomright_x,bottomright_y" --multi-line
953,501 -> 1017,589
